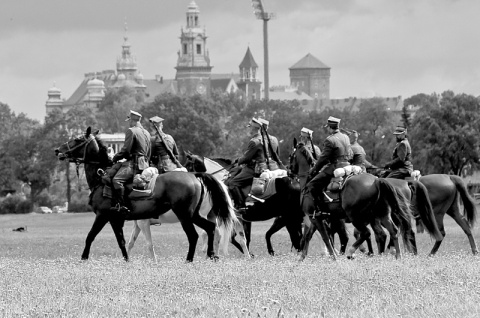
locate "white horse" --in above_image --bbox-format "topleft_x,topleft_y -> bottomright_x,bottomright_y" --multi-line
127,161 -> 250,262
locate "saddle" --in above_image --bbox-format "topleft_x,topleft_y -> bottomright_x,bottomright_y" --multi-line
102,167 -> 160,201
248,169 -> 288,203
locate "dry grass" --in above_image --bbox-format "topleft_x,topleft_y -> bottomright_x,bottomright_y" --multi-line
1,212 -> 480,317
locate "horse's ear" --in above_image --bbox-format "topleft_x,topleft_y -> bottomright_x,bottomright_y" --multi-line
85,127 -> 91,137
293,137 -> 298,148
92,129 -> 100,136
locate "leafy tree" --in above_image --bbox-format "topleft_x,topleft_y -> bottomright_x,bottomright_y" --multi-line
97,87 -> 144,133
410,91 -> 480,175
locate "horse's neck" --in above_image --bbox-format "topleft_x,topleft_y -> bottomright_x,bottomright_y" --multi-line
204,157 -> 228,181
294,151 -> 311,173
84,164 -> 102,190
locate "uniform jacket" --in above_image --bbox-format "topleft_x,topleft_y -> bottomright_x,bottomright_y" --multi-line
151,133 -> 178,160
350,142 -> 373,171
238,133 -> 265,168
386,138 -> 413,171
267,134 -> 280,159
113,122 -> 151,171
312,130 -> 351,175
291,142 -> 321,177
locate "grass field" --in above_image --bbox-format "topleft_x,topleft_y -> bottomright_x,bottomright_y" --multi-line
1,212 -> 480,318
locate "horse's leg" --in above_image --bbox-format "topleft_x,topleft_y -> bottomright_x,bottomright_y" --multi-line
192,216 -> 217,260
310,218 -> 336,259
303,215 -> 328,255
243,221 -> 252,249
379,216 -> 402,259
298,220 -> 317,261
109,217 -> 128,261
332,218 -> 348,255
233,221 -> 251,258
370,219 -> 387,254
265,217 -> 286,256
285,219 -> 303,253
201,229 -> 208,253
347,221 -> 372,259
180,221 -> 199,262
428,212 -> 446,256
353,228 -> 368,253
81,213 -> 109,260
126,220 -> 141,256
137,220 -> 156,262
447,206 -> 478,254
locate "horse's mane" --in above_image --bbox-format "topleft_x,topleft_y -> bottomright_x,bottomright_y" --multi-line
95,135 -> 111,167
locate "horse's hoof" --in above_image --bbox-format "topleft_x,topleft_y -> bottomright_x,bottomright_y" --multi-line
367,252 -> 374,257
268,251 -> 275,256
210,256 -> 219,262
81,257 -> 88,261
249,253 -> 255,258
347,254 -> 355,260
298,255 -> 306,262
185,258 -> 193,263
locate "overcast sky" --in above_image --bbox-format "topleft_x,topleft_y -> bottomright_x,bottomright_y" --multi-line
1,0 -> 479,122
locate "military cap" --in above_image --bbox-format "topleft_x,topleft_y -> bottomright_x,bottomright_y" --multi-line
247,117 -> 262,128
125,110 -> 142,121
300,127 -> 313,137
393,126 -> 407,135
258,118 -> 269,128
325,116 -> 341,128
149,116 -> 164,124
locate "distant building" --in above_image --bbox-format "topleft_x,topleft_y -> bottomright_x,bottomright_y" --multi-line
289,53 -> 330,100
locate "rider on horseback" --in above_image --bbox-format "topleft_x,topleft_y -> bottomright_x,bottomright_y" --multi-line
290,127 -> 321,190
226,118 -> 265,209
149,115 -> 183,173
304,116 -> 351,210
343,128 -> 375,173
110,110 -> 151,215
258,118 -> 285,170
383,126 -> 413,179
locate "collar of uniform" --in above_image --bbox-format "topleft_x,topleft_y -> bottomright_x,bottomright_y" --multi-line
252,132 -> 262,138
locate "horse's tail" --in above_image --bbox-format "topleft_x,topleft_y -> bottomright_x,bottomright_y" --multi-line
449,175 -> 477,226
408,181 -> 443,241
194,172 -> 238,253
375,179 -> 415,252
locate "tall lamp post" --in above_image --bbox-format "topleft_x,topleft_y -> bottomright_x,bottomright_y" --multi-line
251,0 -> 275,100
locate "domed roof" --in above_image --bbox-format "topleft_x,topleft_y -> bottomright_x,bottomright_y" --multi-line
135,72 -> 144,81
87,78 -> 105,87
48,85 -> 61,95
117,73 -> 126,81
188,1 -> 199,12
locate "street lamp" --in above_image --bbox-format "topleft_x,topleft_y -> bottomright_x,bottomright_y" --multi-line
251,0 -> 275,100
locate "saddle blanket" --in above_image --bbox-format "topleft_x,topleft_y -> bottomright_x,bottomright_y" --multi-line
248,177 -> 279,202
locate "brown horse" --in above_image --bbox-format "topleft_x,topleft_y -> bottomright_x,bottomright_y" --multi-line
55,127 -> 238,262
382,174 -> 477,255
300,173 -> 443,260
184,152 -> 304,256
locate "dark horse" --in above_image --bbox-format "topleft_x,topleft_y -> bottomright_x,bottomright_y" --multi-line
55,127 -> 238,262
184,152 -> 304,256
289,139 -> 349,254
383,174 -> 477,255
300,173 -> 443,260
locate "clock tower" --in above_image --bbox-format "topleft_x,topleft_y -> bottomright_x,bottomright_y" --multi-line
175,1 -> 212,96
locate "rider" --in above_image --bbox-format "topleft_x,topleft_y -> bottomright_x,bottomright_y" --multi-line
111,110 -> 151,215
258,118 -> 285,170
290,127 -> 321,190
345,129 -> 374,173
226,118 -> 265,209
304,116 -> 351,208
383,126 -> 413,179
149,115 -> 181,173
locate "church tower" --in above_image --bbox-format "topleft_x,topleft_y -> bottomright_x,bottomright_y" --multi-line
45,82 -> 64,114
237,47 -> 261,101
175,1 -> 212,96
289,53 -> 330,99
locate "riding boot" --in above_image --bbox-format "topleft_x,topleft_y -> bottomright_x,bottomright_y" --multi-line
110,187 -> 131,217
229,187 -> 246,212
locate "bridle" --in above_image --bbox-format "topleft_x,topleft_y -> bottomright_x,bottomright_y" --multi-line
59,135 -> 101,180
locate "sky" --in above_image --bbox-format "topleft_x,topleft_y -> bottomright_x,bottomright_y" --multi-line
1,0 -> 480,122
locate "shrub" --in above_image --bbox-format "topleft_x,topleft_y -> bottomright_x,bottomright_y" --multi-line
16,200 -> 33,214
0,195 -> 24,214
35,192 -> 53,208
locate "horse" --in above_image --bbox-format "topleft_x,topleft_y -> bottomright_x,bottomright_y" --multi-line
369,168 -> 478,255
289,139 -> 349,254
299,172 -> 443,260
184,152 -> 305,256
55,127 -> 238,262
126,155 -> 250,261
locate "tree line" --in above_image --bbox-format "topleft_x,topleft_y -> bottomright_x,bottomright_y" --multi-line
1,87 -> 479,212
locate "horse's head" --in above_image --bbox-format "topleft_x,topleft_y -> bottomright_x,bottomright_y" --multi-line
55,127 -> 104,164
184,150 -> 207,172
